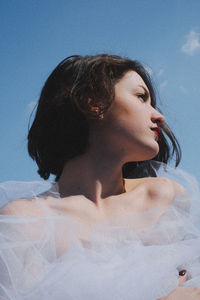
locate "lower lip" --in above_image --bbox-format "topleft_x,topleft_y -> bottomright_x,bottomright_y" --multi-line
152,130 -> 159,140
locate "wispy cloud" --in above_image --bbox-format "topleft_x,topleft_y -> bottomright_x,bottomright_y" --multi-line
27,101 -> 37,111
157,68 -> 164,77
144,65 -> 153,76
181,30 -> 200,55
179,85 -> 188,95
159,80 -> 168,91
144,65 -> 164,78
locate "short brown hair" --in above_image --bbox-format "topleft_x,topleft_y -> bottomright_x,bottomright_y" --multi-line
28,54 -> 181,180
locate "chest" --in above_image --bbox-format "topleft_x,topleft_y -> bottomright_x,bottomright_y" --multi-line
37,185 -> 174,258
42,184 -> 170,231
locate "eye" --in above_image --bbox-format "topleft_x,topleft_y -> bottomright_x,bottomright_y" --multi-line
137,92 -> 148,102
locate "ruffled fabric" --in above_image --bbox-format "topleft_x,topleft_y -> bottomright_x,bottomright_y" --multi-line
0,162 -> 200,300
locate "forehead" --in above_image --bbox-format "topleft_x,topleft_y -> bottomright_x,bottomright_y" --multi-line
115,70 -> 149,91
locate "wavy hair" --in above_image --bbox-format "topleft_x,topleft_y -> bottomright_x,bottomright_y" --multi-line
28,54 -> 181,180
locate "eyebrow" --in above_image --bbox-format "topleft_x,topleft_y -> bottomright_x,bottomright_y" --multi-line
138,85 -> 150,95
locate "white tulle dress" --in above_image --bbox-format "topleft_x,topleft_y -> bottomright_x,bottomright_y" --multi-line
1,162 -> 200,300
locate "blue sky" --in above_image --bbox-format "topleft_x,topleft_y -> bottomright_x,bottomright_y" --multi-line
1,0 -> 200,183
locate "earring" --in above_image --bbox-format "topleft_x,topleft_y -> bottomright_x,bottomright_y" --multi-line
91,106 -> 104,120
99,114 -> 104,120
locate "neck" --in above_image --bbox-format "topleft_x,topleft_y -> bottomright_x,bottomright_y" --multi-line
58,149 -> 125,206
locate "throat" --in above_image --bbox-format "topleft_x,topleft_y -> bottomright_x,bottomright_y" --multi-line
58,153 -> 126,204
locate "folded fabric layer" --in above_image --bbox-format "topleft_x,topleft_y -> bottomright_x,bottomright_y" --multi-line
0,162 -> 200,300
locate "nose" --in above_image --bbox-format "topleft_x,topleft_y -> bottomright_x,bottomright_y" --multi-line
151,108 -> 165,125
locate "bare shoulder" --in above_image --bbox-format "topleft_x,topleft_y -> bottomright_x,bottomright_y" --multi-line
126,177 -> 188,207
0,198 -> 45,217
146,177 -> 190,212
147,177 -> 186,198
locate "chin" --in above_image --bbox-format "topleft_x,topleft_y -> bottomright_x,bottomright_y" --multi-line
136,146 -> 159,162
128,152 -> 159,163
147,147 -> 160,160
127,140 -> 160,162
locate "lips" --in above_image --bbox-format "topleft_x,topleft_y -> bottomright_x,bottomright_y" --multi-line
151,127 -> 161,137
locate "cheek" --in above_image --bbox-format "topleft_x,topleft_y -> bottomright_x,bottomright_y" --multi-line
105,98 -> 149,134
112,99 -> 138,118
114,115 -> 147,139
118,105 -> 147,129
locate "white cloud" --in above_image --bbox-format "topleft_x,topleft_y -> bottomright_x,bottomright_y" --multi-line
157,68 -> 164,77
159,80 -> 168,91
144,65 -> 153,76
181,30 -> 200,55
179,85 -> 188,95
28,101 -> 37,111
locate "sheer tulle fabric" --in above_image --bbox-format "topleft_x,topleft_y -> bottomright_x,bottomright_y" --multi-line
0,162 -> 200,300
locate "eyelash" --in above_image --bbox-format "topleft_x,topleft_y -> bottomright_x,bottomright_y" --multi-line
137,92 -> 148,102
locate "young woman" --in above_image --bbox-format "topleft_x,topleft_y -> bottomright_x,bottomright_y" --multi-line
0,54 -> 200,300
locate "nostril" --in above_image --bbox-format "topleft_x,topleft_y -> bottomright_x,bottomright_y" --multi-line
151,115 -> 165,125
156,118 -> 165,126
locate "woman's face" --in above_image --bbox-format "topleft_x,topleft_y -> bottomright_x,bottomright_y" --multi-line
103,70 -> 165,162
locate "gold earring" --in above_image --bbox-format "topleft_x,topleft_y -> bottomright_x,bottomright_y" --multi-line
99,114 -> 104,120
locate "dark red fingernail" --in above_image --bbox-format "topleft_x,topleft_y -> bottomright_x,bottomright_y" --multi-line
179,270 -> 187,276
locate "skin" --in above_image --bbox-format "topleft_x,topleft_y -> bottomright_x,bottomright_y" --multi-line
160,271 -> 200,300
59,71 -> 165,205
1,71 -> 199,299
